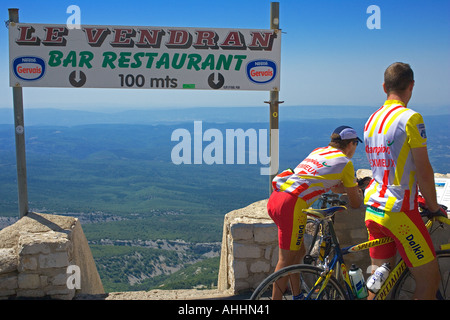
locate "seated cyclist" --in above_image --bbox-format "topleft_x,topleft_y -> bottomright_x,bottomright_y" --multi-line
268,125 -> 364,299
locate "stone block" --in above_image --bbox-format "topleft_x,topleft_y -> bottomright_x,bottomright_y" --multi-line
0,290 -> 16,299
16,289 -> 45,298
46,287 -> 75,300
19,256 -> 37,271
230,223 -> 253,240
233,261 -> 248,279
249,273 -> 268,290
271,246 -> 279,267
18,273 -> 40,289
19,235 -> 51,255
0,248 -> 17,273
234,280 -> 250,292
253,223 -> 277,243
39,252 -> 69,269
233,243 -> 261,259
264,245 -> 273,260
51,273 -> 68,286
40,275 -> 48,287
0,275 -> 18,290
250,260 -> 270,273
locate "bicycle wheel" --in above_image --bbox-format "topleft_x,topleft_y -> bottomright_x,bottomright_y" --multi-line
392,250 -> 450,300
250,264 -> 347,300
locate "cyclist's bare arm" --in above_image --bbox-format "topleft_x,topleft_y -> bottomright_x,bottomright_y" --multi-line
331,182 -> 363,209
345,185 -> 363,209
411,147 -> 440,212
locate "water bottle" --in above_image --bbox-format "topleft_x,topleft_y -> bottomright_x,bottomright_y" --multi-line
349,264 -> 368,299
366,263 -> 391,293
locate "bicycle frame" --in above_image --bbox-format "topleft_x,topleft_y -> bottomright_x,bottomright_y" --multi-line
309,223 -> 403,300
342,237 -> 407,300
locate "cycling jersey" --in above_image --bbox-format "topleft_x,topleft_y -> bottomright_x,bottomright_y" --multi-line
272,146 -> 357,206
363,100 -> 427,212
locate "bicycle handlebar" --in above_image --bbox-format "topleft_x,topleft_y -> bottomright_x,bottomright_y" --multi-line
420,207 -> 448,219
417,195 -> 448,219
319,193 -> 347,206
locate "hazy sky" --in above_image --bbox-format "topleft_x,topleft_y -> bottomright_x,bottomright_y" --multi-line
1,0 -> 449,111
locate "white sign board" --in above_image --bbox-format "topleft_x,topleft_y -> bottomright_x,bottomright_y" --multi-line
9,23 -> 281,91
435,177 -> 450,212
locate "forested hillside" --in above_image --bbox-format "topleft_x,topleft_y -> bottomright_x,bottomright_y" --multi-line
0,111 -> 448,292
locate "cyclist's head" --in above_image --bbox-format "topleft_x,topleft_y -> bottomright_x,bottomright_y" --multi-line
384,62 -> 414,95
329,126 -> 362,150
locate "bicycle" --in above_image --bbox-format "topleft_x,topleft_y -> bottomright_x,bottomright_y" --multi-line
250,202 -> 450,300
303,193 -> 345,267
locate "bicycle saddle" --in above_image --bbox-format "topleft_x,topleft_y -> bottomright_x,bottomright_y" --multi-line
303,206 -> 347,220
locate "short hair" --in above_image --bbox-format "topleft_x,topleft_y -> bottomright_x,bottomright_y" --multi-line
384,62 -> 414,94
329,133 -> 356,150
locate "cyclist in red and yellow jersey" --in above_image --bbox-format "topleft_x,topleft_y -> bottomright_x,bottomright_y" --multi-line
267,126 -> 363,299
364,62 -> 444,300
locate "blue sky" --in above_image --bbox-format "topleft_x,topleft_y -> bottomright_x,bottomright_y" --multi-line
1,0 -> 449,111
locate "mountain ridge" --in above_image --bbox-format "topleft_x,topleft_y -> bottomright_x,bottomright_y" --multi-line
1,105 -> 448,126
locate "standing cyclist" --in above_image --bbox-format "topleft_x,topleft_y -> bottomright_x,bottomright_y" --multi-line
364,62 -> 444,299
268,126 -> 363,299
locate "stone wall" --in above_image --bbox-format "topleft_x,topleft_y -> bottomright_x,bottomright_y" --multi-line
218,200 -> 278,293
0,212 -> 104,299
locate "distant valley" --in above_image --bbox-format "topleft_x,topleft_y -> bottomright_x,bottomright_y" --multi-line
0,106 -> 448,292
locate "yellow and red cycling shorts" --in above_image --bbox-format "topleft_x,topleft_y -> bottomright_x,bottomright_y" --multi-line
365,206 -> 436,267
267,190 -> 308,251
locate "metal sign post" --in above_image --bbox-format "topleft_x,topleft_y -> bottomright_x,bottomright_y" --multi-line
267,2 -> 283,194
9,8 -> 29,218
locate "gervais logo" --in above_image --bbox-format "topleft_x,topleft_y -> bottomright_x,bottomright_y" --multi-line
12,56 -> 46,81
246,60 -> 276,84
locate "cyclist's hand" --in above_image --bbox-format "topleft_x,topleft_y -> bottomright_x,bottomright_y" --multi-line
345,185 -> 363,209
418,195 -> 447,217
357,176 -> 371,190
